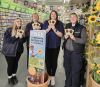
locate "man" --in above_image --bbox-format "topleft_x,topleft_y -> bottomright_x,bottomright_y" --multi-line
63,13 -> 87,87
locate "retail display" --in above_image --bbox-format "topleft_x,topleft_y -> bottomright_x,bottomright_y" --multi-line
86,0 -> 100,87
0,8 -> 31,53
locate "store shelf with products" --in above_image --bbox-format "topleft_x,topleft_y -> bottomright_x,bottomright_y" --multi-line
0,8 -> 32,53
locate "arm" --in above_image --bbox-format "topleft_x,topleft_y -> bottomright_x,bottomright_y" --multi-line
53,29 -> 63,37
52,22 -> 64,38
42,21 -> 51,33
4,28 -> 18,43
74,28 -> 87,44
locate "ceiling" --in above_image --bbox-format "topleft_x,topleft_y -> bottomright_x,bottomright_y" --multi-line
20,0 -> 90,5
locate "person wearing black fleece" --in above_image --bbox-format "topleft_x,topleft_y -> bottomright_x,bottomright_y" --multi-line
25,13 -> 43,68
2,18 -> 26,85
63,13 -> 87,87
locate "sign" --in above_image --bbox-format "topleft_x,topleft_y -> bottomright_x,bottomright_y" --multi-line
28,30 -> 46,84
29,30 -> 46,70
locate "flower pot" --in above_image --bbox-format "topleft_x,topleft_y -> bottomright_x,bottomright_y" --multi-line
90,75 -> 100,87
27,73 -> 49,87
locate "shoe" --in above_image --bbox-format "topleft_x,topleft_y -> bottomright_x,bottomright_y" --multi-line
51,76 -> 55,86
8,78 -> 12,85
12,76 -> 18,85
8,77 -> 15,86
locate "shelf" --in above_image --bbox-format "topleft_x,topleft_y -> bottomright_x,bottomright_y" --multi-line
0,7 -> 31,52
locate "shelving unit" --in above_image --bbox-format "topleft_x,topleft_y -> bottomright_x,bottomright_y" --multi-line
0,8 -> 32,53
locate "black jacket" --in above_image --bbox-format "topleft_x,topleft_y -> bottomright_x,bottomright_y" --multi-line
3,27 -> 26,56
63,22 -> 87,53
25,22 -> 43,48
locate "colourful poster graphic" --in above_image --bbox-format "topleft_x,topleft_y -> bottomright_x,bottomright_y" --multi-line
29,30 -> 46,69
28,30 -> 46,84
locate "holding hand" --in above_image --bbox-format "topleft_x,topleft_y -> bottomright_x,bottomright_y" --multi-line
64,35 -> 69,39
16,29 -> 24,39
70,34 -> 76,41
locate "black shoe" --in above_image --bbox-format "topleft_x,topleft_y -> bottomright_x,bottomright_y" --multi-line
8,77 -> 15,86
8,78 -> 12,85
12,76 -> 18,85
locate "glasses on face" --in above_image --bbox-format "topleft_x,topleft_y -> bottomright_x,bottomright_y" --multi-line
65,29 -> 74,34
48,20 -> 56,24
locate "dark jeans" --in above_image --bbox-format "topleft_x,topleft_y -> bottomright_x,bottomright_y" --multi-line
5,52 -> 21,76
45,47 -> 60,76
63,50 -> 83,87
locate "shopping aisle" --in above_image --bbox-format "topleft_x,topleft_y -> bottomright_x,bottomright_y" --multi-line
0,44 -> 65,87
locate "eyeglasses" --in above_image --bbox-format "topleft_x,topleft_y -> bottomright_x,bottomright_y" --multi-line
65,29 -> 74,34
48,20 -> 56,24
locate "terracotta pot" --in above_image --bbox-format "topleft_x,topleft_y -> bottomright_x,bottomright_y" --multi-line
27,73 -> 49,87
90,75 -> 100,87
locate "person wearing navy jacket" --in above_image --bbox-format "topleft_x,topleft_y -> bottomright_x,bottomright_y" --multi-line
25,13 -> 43,68
2,18 -> 26,85
43,10 -> 64,86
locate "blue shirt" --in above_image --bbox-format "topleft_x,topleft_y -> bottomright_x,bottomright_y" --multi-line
43,20 -> 64,48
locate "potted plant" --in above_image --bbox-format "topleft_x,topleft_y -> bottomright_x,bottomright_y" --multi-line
90,63 -> 100,87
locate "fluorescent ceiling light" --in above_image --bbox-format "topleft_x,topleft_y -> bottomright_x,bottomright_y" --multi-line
64,0 -> 70,3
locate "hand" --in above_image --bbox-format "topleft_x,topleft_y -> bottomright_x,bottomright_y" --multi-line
48,25 -> 52,29
15,34 -> 19,38
51,25 -> 56,30
70,34 -> 76,40
64,35 -> 69,39
19,34 -> 23,39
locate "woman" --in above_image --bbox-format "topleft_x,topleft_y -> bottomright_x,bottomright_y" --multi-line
63,13 -> 87,87
43,10 -> 64,86
2,18 -> 26,85
25,13 -> 43,68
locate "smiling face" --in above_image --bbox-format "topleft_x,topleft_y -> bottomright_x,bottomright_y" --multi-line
15,19 -> 22,28
50,10 -> 58,20
32,13 -> 39,22
50,12 -> 57,20
70,14 -> 78,24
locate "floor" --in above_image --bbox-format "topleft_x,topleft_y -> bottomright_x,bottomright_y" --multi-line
0,44 -> 65,87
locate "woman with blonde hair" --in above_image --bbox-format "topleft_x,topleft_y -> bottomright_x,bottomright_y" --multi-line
2,18 -> 26,86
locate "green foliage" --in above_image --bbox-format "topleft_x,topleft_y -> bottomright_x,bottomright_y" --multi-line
92,63 -> 100,84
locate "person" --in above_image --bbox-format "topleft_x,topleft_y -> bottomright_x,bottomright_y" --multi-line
25,13 -> 43,68
2,18 -> 26,85
63,13 -> 87,87
43,10 -> 64,86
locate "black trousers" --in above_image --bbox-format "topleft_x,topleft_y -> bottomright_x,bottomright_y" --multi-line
5,52 -> 21,76
63,50 -> 83,87
45,47 -> 60,76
